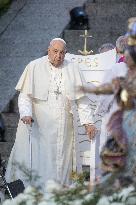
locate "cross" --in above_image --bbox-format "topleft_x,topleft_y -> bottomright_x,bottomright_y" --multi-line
54,86 -> 62,100
78,30 -> 93,55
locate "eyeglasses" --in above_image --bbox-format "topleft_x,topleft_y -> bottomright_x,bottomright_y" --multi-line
50,45 -> 66,55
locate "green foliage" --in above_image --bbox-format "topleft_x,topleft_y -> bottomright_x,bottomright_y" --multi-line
0,0 -> 11,16
70,171 -> 90,184
0,0 -> 10,8
53,184 -> 100,205
3,162 -> 136,205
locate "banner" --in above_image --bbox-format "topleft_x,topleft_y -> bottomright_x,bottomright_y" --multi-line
66,48 -> 116,85
65,49 -> 116,173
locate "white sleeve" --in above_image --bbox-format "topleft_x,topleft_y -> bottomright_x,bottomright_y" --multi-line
18,93 -> 32,119
77,96 -> 94,125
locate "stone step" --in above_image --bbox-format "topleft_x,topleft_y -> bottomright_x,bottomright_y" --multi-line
0,142 -> 14,162
0,112 -> 18,163
1,112 -> 19,128
0,96 -> 19,163
2,92 -> 19,113
4,127 -> 17,143
93,0 -> 135,3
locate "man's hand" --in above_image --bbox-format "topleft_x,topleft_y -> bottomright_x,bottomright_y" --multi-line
84,124 -> 97,140
21,116 -> 33,125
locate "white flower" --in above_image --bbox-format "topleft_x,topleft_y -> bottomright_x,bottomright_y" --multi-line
2,193 -> 33,205
108,193 -> 118,201
69,183 -> 77,189
12,193 -> 30,204
38,201 -> 48,205
110,203 -> 124,205
46,180 -> 62,193
84,193 -> 94,201
120,89 -> 128,102
83,181 -> 89,186
118,186 -> 135,202
79,189 -> 88,195
73,199 -> 83,205
45,199 -> 57,205
97,196 -> 110,205
2,199 -> 13,205
44,192 -> 53,201
25,200 -> 36,205
24,186 -> 36,194
126,196 -> 136,205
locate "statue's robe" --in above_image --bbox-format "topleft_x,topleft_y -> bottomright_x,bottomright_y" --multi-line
91,62 -> 128,182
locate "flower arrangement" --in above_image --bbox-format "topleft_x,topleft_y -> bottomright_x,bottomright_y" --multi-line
2,174 -> 136,205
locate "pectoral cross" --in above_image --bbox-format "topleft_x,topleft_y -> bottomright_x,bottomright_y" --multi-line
78,30 -> 93,55
54,86 -> 62,100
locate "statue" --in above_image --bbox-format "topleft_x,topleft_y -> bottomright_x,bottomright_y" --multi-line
80,31 -> 136,186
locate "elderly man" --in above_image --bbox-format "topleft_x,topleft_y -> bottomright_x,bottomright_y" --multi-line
5,38 -> 96,191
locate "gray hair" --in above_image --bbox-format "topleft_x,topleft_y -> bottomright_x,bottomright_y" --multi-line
98,43 -> 115,53
49,38 -> 67,49
116,36 -> 127,54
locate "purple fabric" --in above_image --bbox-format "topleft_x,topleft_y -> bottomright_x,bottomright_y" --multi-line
118,56 -> 125,63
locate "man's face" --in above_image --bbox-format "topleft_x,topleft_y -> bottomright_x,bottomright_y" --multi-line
48,41 -> 66,67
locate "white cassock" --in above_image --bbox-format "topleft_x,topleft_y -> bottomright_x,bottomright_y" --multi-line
90,62 -> 128,182
5,56 -> 94,192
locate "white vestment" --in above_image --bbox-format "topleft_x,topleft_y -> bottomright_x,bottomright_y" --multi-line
90,62 -> 128,182
5,56 -> 93,191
